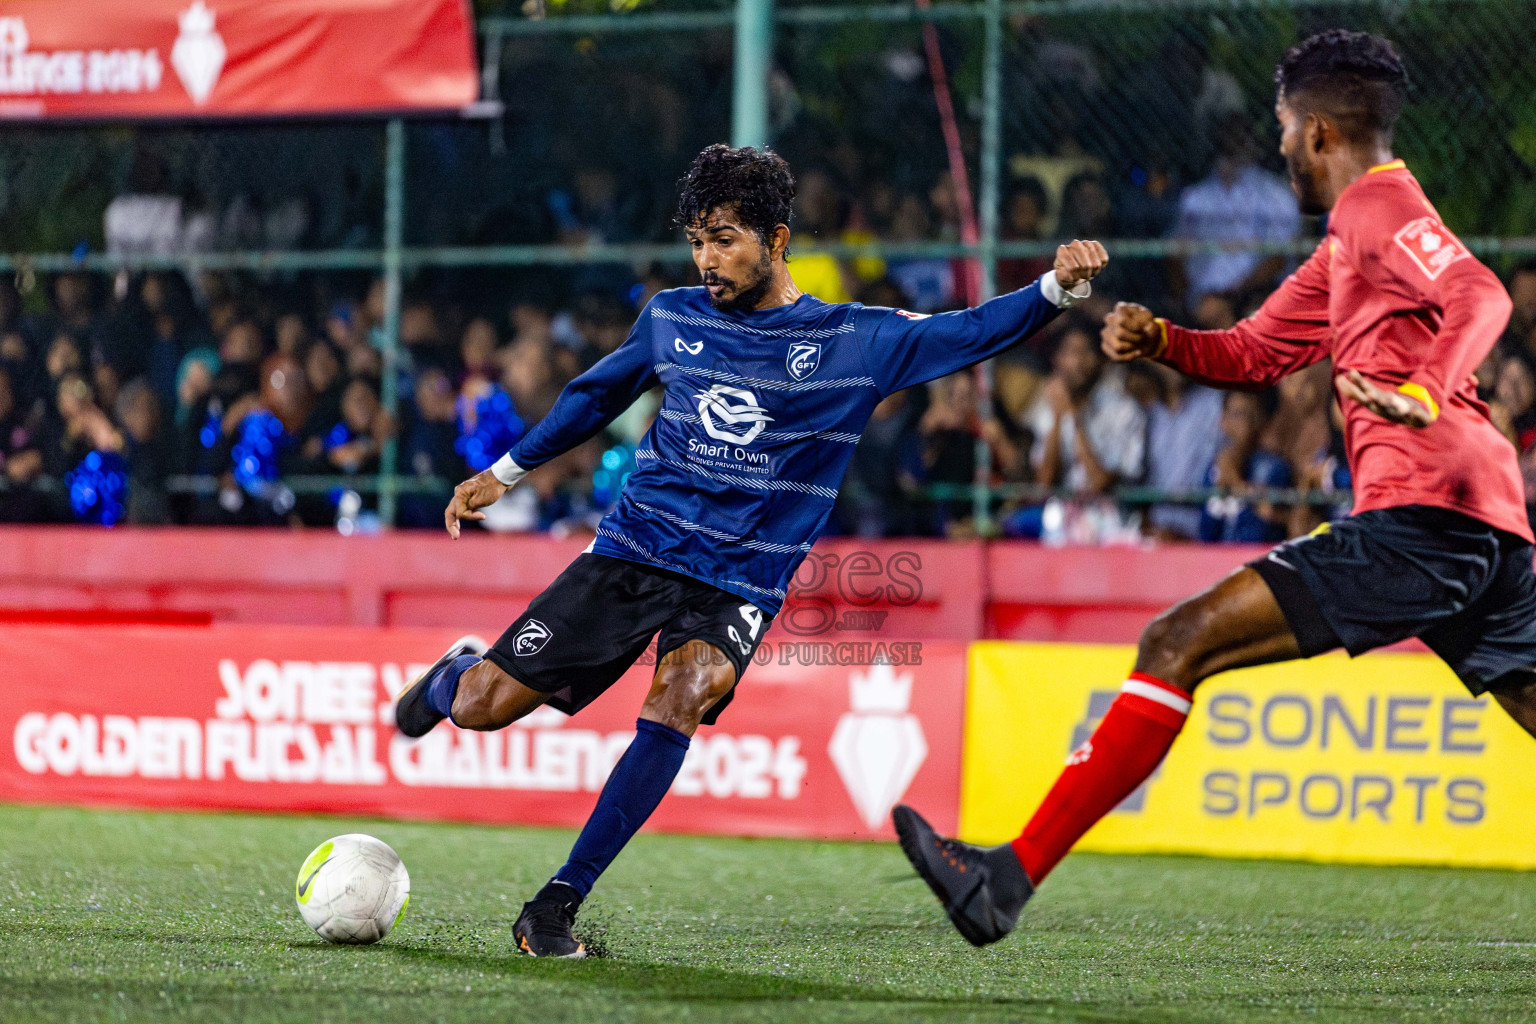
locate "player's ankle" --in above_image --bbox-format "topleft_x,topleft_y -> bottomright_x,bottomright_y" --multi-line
1009,837 -> 1043,885
440,657 -> 491,727
537,878 -> 585,905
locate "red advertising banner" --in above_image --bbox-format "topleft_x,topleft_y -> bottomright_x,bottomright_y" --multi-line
0,624 -> 965,840
0,0 -> 477,120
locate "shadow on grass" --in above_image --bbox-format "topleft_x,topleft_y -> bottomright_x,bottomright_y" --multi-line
0,918 -> 1208,1024
374,939 -> 1206,1023
384,939 -> 881,1003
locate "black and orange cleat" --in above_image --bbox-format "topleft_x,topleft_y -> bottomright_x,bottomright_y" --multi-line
512,881 -> 587,959
891,804 -> 1033,947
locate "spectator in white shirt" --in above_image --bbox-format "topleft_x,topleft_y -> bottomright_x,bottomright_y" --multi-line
1028,317 -> 1145,494
1170,113 -> 1301,309
104,152 -> 184,257
1139,362 -> 1224,540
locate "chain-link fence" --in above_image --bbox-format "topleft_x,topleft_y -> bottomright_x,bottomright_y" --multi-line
2,0 -> 1533,535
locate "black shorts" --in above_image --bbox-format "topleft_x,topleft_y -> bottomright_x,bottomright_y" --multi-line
1249,505 -> 1536,695
482,553 -> 772,724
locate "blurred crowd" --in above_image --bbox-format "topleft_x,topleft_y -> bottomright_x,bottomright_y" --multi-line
5,137 -> 1536,541
0,267 -> 646,532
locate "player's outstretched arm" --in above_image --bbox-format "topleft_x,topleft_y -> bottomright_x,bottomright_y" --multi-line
1100,243 -> 1334,390
858,240 -> 1107,394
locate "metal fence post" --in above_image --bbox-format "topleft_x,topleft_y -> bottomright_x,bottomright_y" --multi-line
732,0 -> 774,148
482,27 -> 506,155
380,116 -> 405,528
972,0 -> 1003,533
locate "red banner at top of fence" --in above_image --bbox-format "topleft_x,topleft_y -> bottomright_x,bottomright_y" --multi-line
0,0 -> 478,120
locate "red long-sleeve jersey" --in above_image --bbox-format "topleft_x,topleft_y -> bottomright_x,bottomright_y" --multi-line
1158,160 -> 1528,541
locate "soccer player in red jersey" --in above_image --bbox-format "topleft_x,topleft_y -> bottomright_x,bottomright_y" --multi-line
895,30 -> 1536,947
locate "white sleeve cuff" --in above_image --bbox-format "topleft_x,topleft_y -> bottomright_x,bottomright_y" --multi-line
1040,271 -> 1092,308
490,453 -> 528,487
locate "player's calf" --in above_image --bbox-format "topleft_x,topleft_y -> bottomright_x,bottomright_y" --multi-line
1010,568 -> 1300,882
526,647 -> 731,920
449,660 -> 548,731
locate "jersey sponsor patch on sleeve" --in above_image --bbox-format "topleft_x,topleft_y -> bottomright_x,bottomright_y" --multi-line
893,309 -> 929,320
1393,216 -> 1472,281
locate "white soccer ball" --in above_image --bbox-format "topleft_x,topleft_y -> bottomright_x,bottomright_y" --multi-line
294,833 -> 410,944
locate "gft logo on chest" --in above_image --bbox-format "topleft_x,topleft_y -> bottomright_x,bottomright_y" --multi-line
786,342 -> 821,381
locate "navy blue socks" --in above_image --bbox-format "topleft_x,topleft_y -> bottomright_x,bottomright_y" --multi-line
553,718 -> 690,897
423,654 -> 481,723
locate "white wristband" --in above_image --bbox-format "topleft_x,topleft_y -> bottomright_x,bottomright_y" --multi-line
490,453 -> 527,487
1040,271 -> 1092,308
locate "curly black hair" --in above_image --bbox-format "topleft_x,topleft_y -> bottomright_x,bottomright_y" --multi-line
673,144 -> 796,251
1275,30 -> 1410,143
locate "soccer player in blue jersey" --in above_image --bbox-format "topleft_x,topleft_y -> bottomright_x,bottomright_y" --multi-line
393,144 -> 1107,957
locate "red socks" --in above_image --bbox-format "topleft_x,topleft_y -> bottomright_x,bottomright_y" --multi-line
1011,672 -> 1191,884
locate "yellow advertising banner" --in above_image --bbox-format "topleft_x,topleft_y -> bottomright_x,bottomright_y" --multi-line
960,642 -> 1536,869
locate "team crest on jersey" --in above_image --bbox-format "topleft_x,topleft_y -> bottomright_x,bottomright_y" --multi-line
512,619 -> 552,656
786,341 -> 822,381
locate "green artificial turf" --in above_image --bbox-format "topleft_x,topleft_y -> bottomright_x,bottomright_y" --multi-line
1,803 -> 1533,1023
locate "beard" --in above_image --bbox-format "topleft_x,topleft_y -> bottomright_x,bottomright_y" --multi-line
1284,146 -> 1330,216
704,251 -> 774,312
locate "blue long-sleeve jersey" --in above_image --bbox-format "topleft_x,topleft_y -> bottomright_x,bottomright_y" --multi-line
506,277 -> 1066,614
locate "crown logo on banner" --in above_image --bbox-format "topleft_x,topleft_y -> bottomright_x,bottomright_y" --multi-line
172,2 -> 226,106
179,1 -> 215,34
848,662 -> 913,714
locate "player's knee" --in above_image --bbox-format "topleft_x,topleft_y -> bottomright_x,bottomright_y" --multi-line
660,661 -> 733,713
1488,670 -> 1536,739
1136,602 -> 1218,690
645,652 -> 735,733
1489,669 -> 1536,703
450,661 -> 515,730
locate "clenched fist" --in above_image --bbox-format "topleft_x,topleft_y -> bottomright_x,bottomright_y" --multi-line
1054,239 -> 1109,291
1101,301 -> 1166,363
